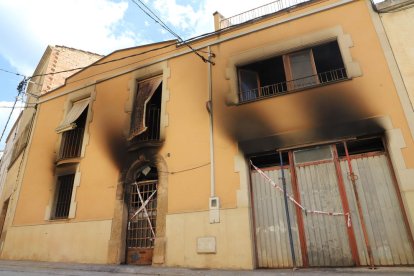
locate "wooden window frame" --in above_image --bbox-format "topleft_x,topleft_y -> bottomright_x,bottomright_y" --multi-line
283,49 -> 319,91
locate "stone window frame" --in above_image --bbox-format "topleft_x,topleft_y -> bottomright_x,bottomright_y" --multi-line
44,86 -> 96,221
124,62 -> 170,141
54,86 -> 96,163
226,26 -> 362,105
44,164 -> 81,220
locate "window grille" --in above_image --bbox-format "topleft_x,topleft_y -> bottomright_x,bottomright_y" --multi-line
53,174 -> 75,219
127,180 -> 158,248
58,109 -> 87,160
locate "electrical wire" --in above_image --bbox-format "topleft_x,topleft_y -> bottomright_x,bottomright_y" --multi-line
158,162 -> 210,175
0,77 -> 28,143
1,27 -> 220,87
129,0 -> 212,64
0,68 -> 26,77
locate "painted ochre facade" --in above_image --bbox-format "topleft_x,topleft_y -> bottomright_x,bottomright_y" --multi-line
1,0 -> 414,269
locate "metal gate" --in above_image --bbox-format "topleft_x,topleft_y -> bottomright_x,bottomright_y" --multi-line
294,145 -> 354,266
340,150 -> 414,266
250,138 -> 414,268
251,166 -> 302,268
126,178 -> 158,265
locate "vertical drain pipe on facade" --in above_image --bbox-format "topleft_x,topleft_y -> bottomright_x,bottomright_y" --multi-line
279,151 -> 297,268
207,46 -> 219,224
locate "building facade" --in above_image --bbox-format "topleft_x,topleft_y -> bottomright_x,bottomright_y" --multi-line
1,0 -> 414,269
0,45 -> 101,256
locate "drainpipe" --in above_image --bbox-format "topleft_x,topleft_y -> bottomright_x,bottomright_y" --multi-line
207,46 -> 219,223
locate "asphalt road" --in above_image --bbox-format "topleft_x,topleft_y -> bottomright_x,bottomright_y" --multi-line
0,260 -> 414,275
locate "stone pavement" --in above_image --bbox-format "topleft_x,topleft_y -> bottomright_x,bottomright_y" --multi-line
0,260 -> 413,275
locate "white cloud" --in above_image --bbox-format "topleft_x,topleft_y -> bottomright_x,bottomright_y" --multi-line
0,0 -> 148,76
151,0 -> 290,38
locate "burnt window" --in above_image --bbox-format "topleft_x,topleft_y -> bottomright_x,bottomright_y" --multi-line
53,174 -> 75,219
130,77 -> 162,141
336,137 -> 385,157
56,98 -> 89,160
250,151 -> 289,168
238,41 -> 347,103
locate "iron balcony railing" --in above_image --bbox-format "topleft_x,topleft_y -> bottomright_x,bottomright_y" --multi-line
239,67 -> 347,103
136,105 -> 161,142
220,0 -> 312,29
58,127 -> 85,160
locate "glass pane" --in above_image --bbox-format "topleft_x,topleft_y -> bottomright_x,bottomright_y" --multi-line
239,69 -> 259,101
294,145 -> 332,164
289,50 -> 318,89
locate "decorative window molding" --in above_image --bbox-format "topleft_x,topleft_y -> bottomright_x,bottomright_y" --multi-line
129,76 -> 162,140
125,61 -> 170,142
54,86 -> 95,162
44,164 -> 81,220
226,26 -> 362,104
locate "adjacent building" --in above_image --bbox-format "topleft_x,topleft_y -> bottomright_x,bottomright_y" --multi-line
1,0 -> 414,269
0,45 -> 101,256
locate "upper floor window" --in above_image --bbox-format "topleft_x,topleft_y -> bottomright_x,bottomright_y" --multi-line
56,98 -> 89,160
129,76 -> 162,142
238,41 -> 347,103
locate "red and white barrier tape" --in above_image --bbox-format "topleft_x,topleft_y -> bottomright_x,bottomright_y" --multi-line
129,183 -> 157,238
250,161 -> 351,227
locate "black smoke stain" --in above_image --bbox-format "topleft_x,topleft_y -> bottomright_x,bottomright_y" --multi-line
217,88 -> 385,155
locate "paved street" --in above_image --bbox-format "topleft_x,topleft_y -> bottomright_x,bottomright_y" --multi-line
0,260 -> 414,275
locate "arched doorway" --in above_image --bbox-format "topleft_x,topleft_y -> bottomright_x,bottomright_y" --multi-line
126,165 -> 158,265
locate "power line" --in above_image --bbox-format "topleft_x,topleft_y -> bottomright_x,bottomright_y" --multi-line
0,77 -> 28,143
0,68 -> 26,77
129,0 -> 212,64
29,41 -> 177,79
1,27 -> 219,87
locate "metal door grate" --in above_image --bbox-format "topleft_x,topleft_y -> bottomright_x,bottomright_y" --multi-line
127,180 -> 157,248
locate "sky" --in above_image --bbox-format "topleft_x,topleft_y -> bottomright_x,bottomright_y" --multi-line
0,0 -> 384,150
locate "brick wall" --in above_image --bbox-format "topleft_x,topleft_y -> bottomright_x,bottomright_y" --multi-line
40,46 -> 102,94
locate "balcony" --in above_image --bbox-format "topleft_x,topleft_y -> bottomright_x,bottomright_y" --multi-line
135,105 -> 161,142
58,127 -> 85,161
239,67 -> 347,103
220,0 -> 313,29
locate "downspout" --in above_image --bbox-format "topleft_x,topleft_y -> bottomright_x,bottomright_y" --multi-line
207,46 -> 219,223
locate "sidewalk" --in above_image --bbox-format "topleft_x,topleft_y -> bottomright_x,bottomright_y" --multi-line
0,259 -> 414,275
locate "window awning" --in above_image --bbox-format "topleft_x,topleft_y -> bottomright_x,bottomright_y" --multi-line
129,76 -> 162,139
56,98 -> 89,133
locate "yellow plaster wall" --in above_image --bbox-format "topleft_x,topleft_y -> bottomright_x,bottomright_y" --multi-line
379,7 -> 414,111
162,55 -> 214,213
1,220 -> 111,263
165,208 -> 253,269
13,97 -> 66,225
5,0 -> 414,268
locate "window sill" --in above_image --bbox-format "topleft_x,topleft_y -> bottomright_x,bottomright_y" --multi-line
237,77 -> 350,105
127,139 -> 164,151
47,218 -> 71,222
56,157 -> 82,166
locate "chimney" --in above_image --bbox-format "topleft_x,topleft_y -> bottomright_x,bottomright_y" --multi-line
213,11 -> 226,31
